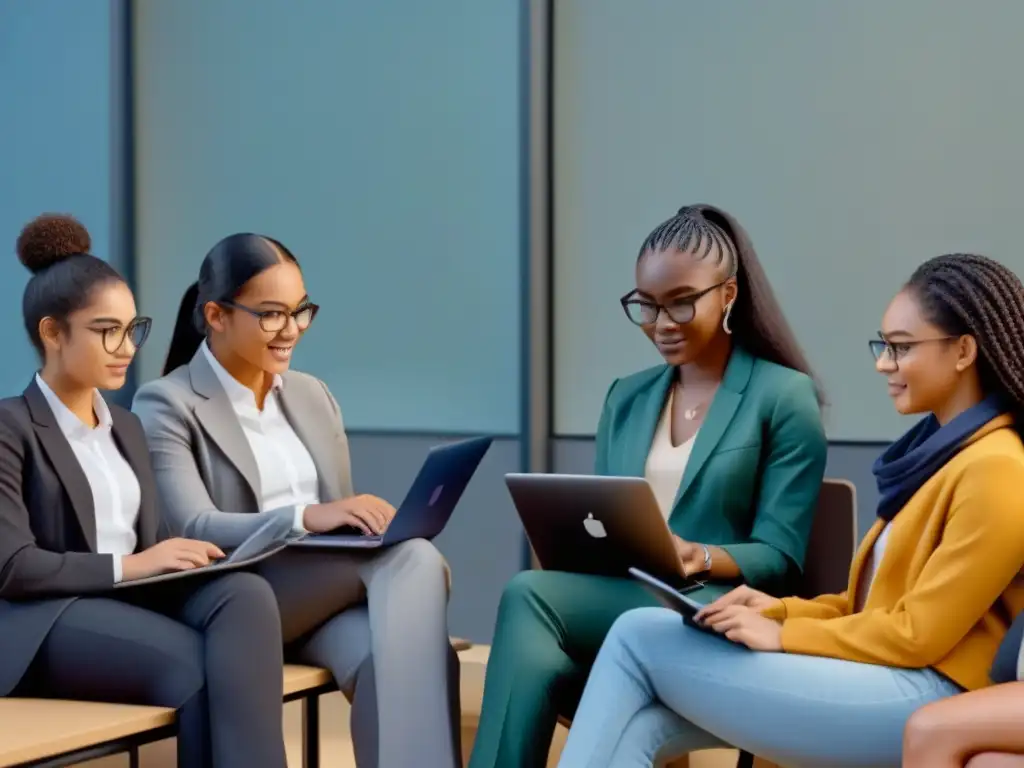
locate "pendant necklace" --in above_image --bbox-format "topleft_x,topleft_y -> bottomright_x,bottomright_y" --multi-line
677,382 -> 710,421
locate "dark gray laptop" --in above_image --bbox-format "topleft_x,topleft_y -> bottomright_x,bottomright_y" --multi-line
505,474 -> 699,588
115,517 -> 287,588
291,436 -> 492,550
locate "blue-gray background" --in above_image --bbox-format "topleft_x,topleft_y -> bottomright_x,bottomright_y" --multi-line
4,0 -> 1022,641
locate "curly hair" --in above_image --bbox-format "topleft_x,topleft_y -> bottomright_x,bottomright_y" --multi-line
16,213 -> 92,274
15,213 -> 122,354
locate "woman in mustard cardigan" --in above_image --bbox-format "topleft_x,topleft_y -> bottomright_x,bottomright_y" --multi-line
556,253 -> 1024,768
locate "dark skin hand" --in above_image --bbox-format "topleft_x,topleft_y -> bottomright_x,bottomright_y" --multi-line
672,536 -> 742,580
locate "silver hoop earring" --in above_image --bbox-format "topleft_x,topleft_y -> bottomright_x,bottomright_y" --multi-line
722,302 -> 734,335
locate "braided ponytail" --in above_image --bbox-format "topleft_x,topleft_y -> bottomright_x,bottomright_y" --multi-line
638,204 -> 824,404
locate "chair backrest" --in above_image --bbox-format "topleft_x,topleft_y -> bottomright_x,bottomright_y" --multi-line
796,478 -> 858,598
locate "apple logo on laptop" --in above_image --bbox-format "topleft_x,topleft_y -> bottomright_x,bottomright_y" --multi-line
583,513 -> 607,539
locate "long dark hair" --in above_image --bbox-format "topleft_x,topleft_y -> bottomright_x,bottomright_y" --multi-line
639,204 -> 824,403
16,214 -> 124,356
906,254 -> 1024,410
163,233 -> 299,375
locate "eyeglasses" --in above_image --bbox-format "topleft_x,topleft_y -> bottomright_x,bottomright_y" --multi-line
620,279 -> 730,326
90,317 -> 152,354
868,336 -> 956,365
221,301 -> 319,333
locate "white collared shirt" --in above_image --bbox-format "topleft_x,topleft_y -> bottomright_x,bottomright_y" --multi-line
35,374 -> 139,582
201,343 -> 319,531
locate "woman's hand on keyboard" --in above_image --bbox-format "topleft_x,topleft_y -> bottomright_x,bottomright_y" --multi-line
302,495 -> 396,535
121,538 -> 226,580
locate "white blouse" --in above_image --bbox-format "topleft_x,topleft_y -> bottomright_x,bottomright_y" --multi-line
202,343 -> 320,532
855,524 -> 891,612
644,390 -> 698,519
36,374 -> 140,582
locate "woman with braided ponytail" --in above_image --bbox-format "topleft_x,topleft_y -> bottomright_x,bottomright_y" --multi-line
557,253 -> 1024,768
470,205 -> 828,768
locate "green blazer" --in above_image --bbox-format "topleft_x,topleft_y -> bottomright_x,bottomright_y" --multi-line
595,347 -> 827,595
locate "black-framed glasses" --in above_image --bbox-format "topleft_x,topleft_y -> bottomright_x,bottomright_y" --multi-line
868,336 -> 956,365
221,301 -> 319,333
90,317 -> 152,354
620,279 -> 730,326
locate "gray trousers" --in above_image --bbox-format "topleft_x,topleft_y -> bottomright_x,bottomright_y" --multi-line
257,538 -> 461,768
22,572 -> 288,768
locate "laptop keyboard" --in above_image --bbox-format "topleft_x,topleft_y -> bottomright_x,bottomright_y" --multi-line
321,525 -> 383,542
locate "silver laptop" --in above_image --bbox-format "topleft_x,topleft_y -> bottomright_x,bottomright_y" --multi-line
505,474 -> 699,588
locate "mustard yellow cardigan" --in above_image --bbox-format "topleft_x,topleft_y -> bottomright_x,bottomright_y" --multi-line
763,414 -> 1024,690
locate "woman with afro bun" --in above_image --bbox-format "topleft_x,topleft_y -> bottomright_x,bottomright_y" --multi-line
0,214 -> 288,768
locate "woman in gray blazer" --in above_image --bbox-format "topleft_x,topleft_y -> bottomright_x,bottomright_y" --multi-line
133,233 -> 460,768
3,215 -> 287,768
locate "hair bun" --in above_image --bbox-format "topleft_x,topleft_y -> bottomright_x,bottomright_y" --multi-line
16,214 -> 92,274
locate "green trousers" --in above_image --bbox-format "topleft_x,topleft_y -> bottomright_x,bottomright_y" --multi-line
466,570 -> 660,768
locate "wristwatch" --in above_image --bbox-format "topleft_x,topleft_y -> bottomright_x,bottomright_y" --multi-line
699,544 -> 713,574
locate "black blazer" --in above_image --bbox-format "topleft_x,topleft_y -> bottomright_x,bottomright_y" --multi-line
0,379 -> 163,695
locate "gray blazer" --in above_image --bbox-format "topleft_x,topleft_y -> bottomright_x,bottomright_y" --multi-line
132,350 -> 355,549
0,379 -> 162,695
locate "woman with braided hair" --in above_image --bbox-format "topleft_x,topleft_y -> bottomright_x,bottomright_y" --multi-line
469,204 -> 828,768
898,254 -> 1024,768
556,253 -> 1024,768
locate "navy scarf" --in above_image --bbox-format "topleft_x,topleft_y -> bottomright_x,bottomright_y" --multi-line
873,397 -> 1006,521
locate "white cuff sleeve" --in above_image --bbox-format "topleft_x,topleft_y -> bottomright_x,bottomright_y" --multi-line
113,554 -> 123,583
293,505 -> 308,534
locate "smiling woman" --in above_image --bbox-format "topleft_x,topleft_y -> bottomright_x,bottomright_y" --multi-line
0,214 -> 289,768
556,253 -> 1024,768
17,214 -> 151,396
132,233 -> 463,768
160,234 -> 311,381
467,204 -> 828,768
622,205 -> 820,389
871,254 -> 1024,427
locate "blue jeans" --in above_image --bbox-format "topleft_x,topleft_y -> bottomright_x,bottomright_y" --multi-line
557,608 -> 964,768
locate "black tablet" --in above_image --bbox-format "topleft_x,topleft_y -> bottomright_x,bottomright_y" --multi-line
629,567 -> 717,634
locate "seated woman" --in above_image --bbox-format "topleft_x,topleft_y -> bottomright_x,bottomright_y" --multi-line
902,611 -> 1024,767
557,253 -> 1024,768
132,234 -> 460,768
0,215 -> 287,768
468,204 -> 828,768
